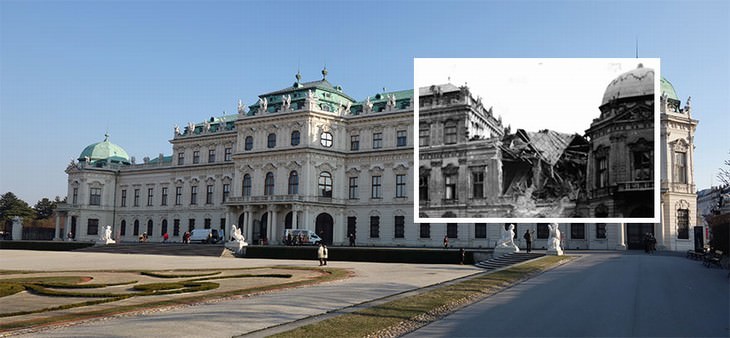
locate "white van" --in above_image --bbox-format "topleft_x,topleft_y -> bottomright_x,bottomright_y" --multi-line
283,229 -> 322,246
189,228 -> 221,244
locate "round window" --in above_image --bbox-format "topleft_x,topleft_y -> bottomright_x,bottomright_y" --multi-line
320,132 -> 333,147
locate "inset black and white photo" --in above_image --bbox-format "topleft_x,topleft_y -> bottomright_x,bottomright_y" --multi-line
415,58 -> 660,223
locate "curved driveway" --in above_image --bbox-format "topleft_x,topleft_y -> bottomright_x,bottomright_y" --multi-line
407,252 -> 729,337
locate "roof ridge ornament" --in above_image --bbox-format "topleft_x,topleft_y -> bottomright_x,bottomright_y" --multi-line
322,66 -> 328,80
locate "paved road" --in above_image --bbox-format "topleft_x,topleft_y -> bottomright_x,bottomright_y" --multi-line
1,250 -> 481,337
406,252 -> 729,337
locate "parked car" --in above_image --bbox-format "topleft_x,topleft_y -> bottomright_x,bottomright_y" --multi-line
283,229 -> 322,246
189,228 -> 221,244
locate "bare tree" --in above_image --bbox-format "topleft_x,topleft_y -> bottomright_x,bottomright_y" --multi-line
718,150 -> 730,187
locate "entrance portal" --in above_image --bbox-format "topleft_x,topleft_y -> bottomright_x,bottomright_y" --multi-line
627,206 -> 653,250
315,213 -> 334,245
253,213 -> 268,245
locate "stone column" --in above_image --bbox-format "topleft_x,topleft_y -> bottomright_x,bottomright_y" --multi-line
616,223 -> 626,250
271,209 -> 278,244
65,215 -> 72,240
245,210 -> 253,241
224,209 -> 232,242
54,213 -> 62,240
302,207 -> 310,231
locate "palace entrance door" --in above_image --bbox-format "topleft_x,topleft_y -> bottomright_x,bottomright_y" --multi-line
315,213 -> 333,245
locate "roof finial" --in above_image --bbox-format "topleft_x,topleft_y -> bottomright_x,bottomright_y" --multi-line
104,132 -> 109,142
635,36 -> 639,58
322,65 -> 328,80
295,69 -> 301,83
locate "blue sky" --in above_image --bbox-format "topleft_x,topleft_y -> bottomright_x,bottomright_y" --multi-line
1,0 -> 728,204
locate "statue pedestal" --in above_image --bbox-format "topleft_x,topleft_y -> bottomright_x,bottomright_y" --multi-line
547,247 -> 564,256
95,238 -> 116,246
225,241 -> 248,256
11,222 -> 22,241
493,245 -> 519,258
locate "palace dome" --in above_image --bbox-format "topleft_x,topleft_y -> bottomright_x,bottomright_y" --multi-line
78,134 -> 131,165
660,77 -> 679,101
601,64 -> 654,106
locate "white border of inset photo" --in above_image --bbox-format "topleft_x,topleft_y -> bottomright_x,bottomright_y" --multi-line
414,58 -> 660,224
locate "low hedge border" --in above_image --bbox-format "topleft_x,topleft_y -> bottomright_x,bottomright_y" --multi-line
140,271 -> 221,278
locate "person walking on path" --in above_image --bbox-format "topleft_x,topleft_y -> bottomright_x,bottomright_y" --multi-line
323,244 -> 328,265
318,243 -> 326,266
523,229 -> 533,253
348,233 -> 356,247
443,235 -> 449,249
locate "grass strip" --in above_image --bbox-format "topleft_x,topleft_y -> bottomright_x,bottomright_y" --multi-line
271,256 -> 571,338
0,283 -> 25,297
140,271 -> 221,278
192,273 -> 292,281
36,280 -> 138,289
0,267 -> 348,332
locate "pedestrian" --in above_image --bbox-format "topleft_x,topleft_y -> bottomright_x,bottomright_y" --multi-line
349,233 -> 356,247
459,248 -> 465,264
323,244 -> 328,266
523,229 -> 532,253
287,232 -> 293,246
318,243 -> 325,266
162,232 -> 169,243
443,235 -> 449,249
183,231 -> 190,244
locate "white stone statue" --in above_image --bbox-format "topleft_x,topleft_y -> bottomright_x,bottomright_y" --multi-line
547,223 -> 563,256
364,96 -> 373,113
225,224 -> 248,255
174,124 -> 180,136
238,99 -> 245,114
97,225 -> 116,245
258,97 -> 268,114
281,94 -> 291,111
493,224 -> 519,256
204,120 -> 211,132
187,122 -> 195,134
307,89 -> 316,100
387,94 -> 396,109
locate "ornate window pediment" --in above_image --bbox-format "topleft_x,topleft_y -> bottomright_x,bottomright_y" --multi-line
368,164 -> 384,174
262,162 -> 278,171
346,167 -> 361,176
670,138 -> 689,153
315,162 -> 336,172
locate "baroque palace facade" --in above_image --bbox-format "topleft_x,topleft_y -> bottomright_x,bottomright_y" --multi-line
55,67 -> 699,251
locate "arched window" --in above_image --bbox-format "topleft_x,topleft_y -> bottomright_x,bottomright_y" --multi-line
288,171 -> 299,194
146,220 -> 153,236
242,174 -> 251,196
245,136 -> 253,151
291,130 -> 300,146
133,220 -> 140,236
120,220 -> 127,236
265,172 -> 275,195
267,133 -> 276,148
319,172 -> 333,197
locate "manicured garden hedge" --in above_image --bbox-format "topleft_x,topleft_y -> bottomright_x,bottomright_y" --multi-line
0,240 -> 94,251
241,246 -> 478,264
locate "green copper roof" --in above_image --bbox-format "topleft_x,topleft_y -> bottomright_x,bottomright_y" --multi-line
78,134 -> 131,164
661,77 -> 679,101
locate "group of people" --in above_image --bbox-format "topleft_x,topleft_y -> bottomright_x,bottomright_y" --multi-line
644,232 -> 657,253
182,231 -> 191,244
317,243 -> 329,266
284,233 -> 307,246
138,232 -> 148,242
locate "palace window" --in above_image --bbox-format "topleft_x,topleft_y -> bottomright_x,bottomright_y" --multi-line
444,174 -> 457,200
372,132 -> 382,149
90,188 -> 102,206
224,147 -> 232,161
193,151 -> 200,164
319,172 -> 333,197
173,219 -> 180,236
420,172 -> 429,201
267,133 -> 276,148
444,121 -> 457,144
677,209 -> 689,239
351,134 -> 360,150
571,223 -> 585,239
72,188 -> 78,204
472,171 -> 484,199
420,223 -> 430,238
394,216 -> 405,238
371,175 -> 382,199
147,220 -> 153,236
188,218 -> 195,232
120,220 -> 126,236
222,184 -> 230,202
370,216 -> 380,238
396,174 -> 407,198
133,220 -> 140,236
596,224 -> 606,239
206,185 -> 214,204
397,130 -> 407,147
178,152 -> 184,165
447,223 -> 458,238
675,152 -> 687,184
87,218 -> 99,235
347,217 -> 356,239
133,188 -> 139,207
161,187 -> 168,206
419,125 -> 430,146
204,218 -> 211,229
161,219 -> 168,236
243,174 -> 252,196
596,156 -> 608,188
291,130 -> 300,146
121,189 -> 127,207
190,186 -> 198,205
264,172 -> 275,195
633,150 -> 652,181
537,223 -> 549,239
349,177 -> 359,199
175,187 -> 182,205
147,188 -> 154,206
288,171 -> 299,195
245,136 -> 253,151
208,149 -> 215,163
475,223 -> 487,238
320,132 -> 333,147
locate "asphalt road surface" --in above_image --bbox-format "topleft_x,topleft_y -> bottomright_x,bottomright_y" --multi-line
406,252 -> 729,337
